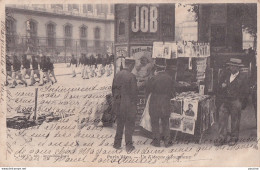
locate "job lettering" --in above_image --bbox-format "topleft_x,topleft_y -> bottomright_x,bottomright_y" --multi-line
131,6 -> 158,33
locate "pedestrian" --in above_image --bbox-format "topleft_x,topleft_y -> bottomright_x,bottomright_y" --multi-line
112,58 -> 137,153
214,58 -> 249,146
10,55 -> 27,88
79,54 -> 85,78
39,55 -> 51,86
47,57 -> 57,83
29,55 -> 40,86
5,54 -> 13,86
146,59 -> 176,147
70,54 -> 77,77
21,54 -> 31,81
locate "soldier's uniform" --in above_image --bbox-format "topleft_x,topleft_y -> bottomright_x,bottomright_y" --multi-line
112,59 -> 137,150
47,57 -> 57,83
79,55 -> 85,78
70,56 -> 77,77
83,56 -> 89,79
97,55 -> 102,77
11,56 -> 27,87
146,63 -> 175,147
90,55 -> 97,77
30,56 -> 40,85
39,56 -> 51,85
21,55 -> 31,80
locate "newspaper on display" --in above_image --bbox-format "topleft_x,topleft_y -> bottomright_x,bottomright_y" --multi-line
169,91 -> 214,135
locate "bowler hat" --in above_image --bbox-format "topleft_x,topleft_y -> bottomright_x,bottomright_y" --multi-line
226,58 -> 244,67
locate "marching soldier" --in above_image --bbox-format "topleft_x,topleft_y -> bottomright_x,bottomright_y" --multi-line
97,54 -> 102,77
39,55 -> 51,86
70,54 -> 77,77
10,55 -> 27,88
47,57 -> 57,84
112,58 -> 137,153
21,54 -> 31,81
79,54 -> 85,78
83,55 -> 90,79
29,55 -> 40,86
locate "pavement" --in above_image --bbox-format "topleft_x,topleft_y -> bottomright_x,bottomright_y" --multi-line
4,63 -> 258,166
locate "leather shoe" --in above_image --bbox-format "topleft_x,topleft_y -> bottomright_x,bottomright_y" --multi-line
150,141 -> 160,147
126,145 -> 135,153
228,138 -> 238,146
113,145 -> 122,150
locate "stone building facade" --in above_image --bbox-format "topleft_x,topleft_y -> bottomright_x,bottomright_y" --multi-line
6,4 -> 115,61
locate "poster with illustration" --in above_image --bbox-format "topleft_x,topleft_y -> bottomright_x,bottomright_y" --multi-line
130,46 -> 154,82
183,99 -> 198,120
115,46 -> 128,73
182,117 -> 196,135
169,114 -> 183,131
152,42 -> 172,59
170,99 -> 183,115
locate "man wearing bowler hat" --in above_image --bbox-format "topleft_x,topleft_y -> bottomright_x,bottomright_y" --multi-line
146,58 -> 176,147
215,58 -> 249,146
112,58 -> 137,153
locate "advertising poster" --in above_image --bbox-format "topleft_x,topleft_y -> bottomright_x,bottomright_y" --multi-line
131,46 -> 154,82
115,46 -> 128,73
152,42 -> 172,59
182,117 -> 196,135
169,114 -> 183,131
183,99 -> 199,120
170,99 -> 183,115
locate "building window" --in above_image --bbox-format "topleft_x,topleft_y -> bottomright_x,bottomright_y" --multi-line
83,4 -> 87,13
110,4 -> 114,14
6,17 -> 16,35
47,22 -> 56,47
119,21 -> 125,35
27,20 -> 37,36
64,24 -> 72,37
47,23 -> 55,36
51,4 -> 63,10
6,17 -> 16,47
96,4 -> 102,14
80,26 -> 87,38
94,27 -> 100,39
68,4 -> 79,12
87,5 -> 93,12
80,39 -> 87,48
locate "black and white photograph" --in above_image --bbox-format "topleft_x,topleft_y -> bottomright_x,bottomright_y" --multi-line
0,0 -> 259,167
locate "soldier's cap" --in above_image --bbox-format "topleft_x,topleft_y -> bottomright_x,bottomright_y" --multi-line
226,58 -> 244,67
125,58 -> 135,65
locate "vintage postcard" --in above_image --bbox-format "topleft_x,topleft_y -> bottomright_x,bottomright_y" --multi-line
0,0 -> 259,167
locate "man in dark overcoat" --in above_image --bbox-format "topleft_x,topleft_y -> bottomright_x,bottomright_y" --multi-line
112,58 -> 137,153
146,59 -> 176,147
